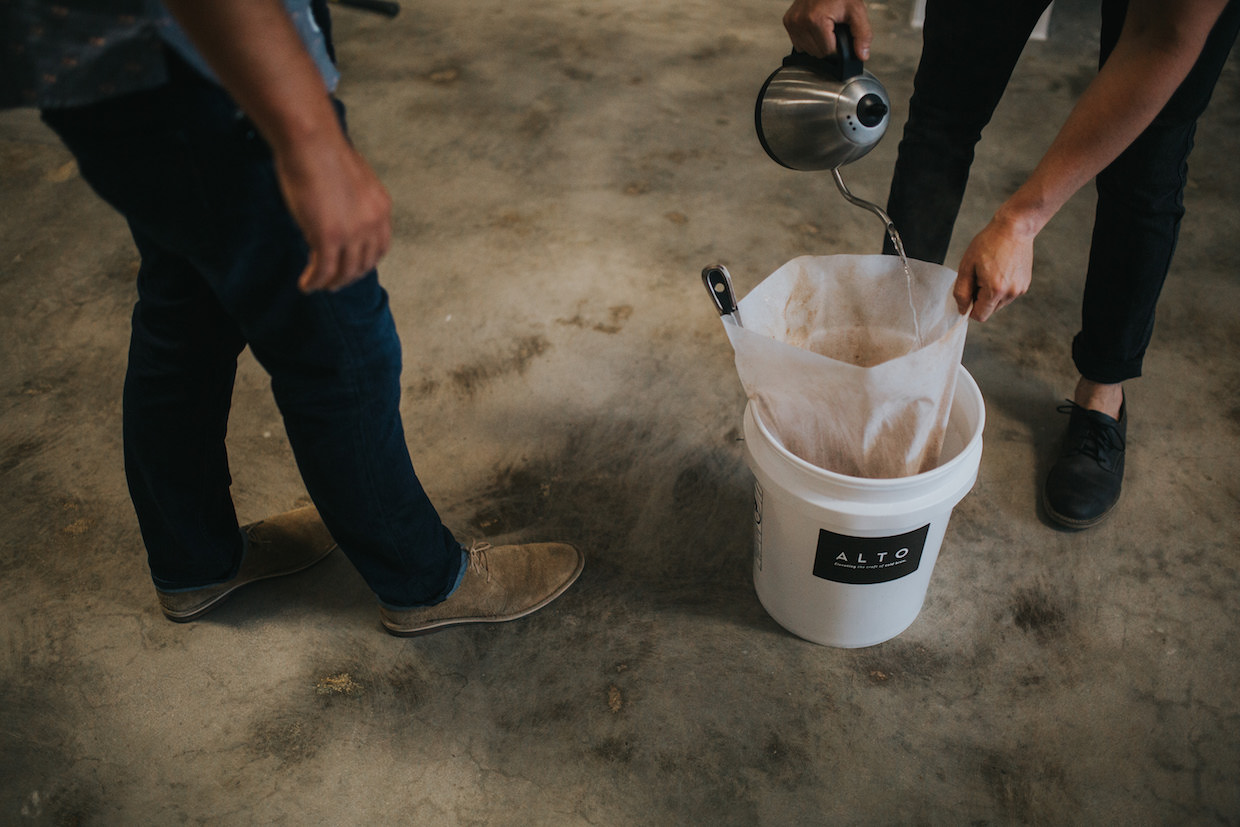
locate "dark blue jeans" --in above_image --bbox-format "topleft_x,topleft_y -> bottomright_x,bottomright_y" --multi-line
884,0 -> 1240,383
41,59 -> 463,608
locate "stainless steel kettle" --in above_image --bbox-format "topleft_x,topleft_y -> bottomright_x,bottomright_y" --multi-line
754,25 -> 890,171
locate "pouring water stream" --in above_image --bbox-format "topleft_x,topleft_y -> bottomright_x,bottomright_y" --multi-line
831,168 -> 922,348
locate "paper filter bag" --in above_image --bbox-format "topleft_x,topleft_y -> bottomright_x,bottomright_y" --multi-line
723,254 -> 968,478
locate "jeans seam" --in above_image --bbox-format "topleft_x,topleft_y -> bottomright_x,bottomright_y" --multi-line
316,291 -> 421,594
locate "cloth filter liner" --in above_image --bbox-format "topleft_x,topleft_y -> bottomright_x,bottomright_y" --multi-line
723,254 -> 968,478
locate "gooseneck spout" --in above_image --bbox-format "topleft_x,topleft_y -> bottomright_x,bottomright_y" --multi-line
830,168 -> 907,261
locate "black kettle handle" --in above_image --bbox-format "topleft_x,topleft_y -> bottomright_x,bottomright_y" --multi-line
782,23 -> 864,81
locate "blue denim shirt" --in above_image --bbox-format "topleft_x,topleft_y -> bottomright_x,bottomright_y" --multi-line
1,0 -> 339,110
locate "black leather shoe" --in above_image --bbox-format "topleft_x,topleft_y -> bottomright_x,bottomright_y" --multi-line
1043,400 -> 1126,529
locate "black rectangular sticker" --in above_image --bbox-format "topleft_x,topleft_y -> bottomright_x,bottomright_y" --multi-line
812,525 -> 930,585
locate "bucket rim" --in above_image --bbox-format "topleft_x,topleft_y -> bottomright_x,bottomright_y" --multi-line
746,365 -> 985,487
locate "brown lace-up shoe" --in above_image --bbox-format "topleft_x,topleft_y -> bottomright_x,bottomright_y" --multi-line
156,506 -> 338,622
380,542 -> 585,637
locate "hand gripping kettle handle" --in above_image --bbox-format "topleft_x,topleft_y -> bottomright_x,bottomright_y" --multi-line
782,23 -> 863,81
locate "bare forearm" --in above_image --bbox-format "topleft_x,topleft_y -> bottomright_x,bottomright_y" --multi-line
159,0 -> 392,292
954,0 -> 1228,322
160,0 -> 341,154
997,0 -> 1227,238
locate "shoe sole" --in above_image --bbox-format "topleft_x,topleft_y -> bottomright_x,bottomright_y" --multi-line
160,544 -> 338,622
1041,487 -> 1118,531
382,546 -> 585,638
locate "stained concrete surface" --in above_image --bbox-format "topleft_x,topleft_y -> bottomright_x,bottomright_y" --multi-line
2,0 -> 1239,823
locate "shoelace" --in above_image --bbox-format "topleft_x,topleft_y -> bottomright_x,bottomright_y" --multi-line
1057,401 -> 1126,464
466,541 -> 493,582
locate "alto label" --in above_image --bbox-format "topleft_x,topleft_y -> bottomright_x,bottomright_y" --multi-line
812,525 -> 930,585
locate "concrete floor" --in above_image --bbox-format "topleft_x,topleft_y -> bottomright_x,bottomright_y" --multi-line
3,0 -> 1239,823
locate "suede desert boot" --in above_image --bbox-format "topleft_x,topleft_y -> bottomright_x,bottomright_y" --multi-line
380,542 -> 585,637
156,505 -> 338,621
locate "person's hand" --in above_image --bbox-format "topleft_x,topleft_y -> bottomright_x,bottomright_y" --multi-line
953,214 -> 1036,321
783,0 -> 873,59
272,126 -> 393,294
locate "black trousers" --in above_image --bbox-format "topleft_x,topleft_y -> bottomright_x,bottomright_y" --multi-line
883,0 -> 1239,383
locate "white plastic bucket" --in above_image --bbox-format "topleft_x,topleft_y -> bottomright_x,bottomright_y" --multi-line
744,366 -> 985,648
